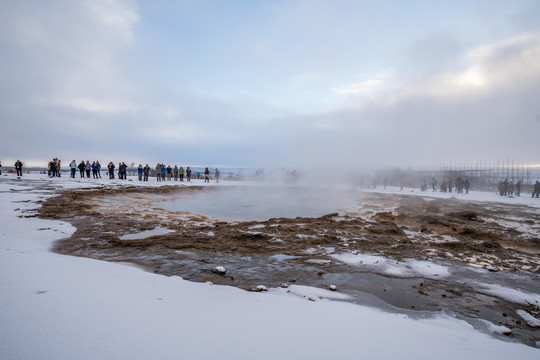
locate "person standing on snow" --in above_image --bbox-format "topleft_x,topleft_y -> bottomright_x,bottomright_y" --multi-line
108,162 -> 115,179
96,161 -> 102,178
85,161 -> 91,178
15,160 -> 23,177
143,164 -> 150,181
173,165 -> 178,181
215,168 -> 220,183
464,179 -> 470,194
92,162 -> 99,179
70,160 -> 77,178
515,181 -> 521,196
156,164 -> 162,182
138,165 -> 143,181
532,181 -> 540,198
78,161 -> 85,178
186,167 -> 191,182
179,166 -> 185,182
204,167 -> 210,183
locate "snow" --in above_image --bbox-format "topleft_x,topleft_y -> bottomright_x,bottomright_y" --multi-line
516,310 -> 540,328
331,253 -> 451,279
1,174 -> 539,359
119,227 -> 173,240
473,282 -> 540,306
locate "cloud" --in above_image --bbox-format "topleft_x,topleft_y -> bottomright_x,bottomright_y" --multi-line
281,32 -> 540,170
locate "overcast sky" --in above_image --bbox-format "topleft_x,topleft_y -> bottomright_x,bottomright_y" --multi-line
1,0 -> 539,169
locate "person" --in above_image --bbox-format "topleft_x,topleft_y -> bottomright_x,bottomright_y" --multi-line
92,162 -> 99,179
507,181 -> 514,197
186,166 -> 191,182
15,160 -> 23,176
515,181 -> 521,197
204,167 -> 210,183
56,158 -> 61,177
49,159 -> 57,177
440,179 -> 447,193
456,177 -> 463,194
431,177 -> 437,192
179,166 -> 185,182
161,165 -> 166,181
70,160 -> 77,178
173,165 -> 178,181
464,179 -> 470,194
447,179 -> 453,193
215,168 -> 220,183
85,161 -> 91,178
78,161 -> 85,178
119,162 -> 127,180
503,179 -> 509,196
138,165 -> 143,181
166,165 -> 172,181
532,180 -> 540,198
498,180 -> 504,196
0,161 -> 2,175
156,164 -> 162,181
108,162 -> 116,179
143,164 -> 150,182
96,161 -> 102,178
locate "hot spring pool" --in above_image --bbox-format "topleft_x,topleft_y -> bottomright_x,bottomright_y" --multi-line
160,186 -> 353,222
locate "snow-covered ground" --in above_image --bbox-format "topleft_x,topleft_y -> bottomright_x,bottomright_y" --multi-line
1,173 -> 539,359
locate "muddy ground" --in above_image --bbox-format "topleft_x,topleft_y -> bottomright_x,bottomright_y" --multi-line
35,184 -> 540,346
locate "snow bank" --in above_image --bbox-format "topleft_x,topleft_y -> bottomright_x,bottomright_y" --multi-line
473,282 -> 540,306
331,253 -> 451,279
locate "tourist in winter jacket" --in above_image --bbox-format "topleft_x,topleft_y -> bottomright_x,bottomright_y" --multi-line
96,161 -> 101,178
143,164 -> 150,181
179,166 -> 185,182
138,165 -> 143,181
215,168 -> 220,183
91,162 -> 99,179
515,181 -> 521,196
204,168 -> 210,183
56,159 -> 61,177
166,165 -> 172,181
186,167 -> 191,182
15,160 -> 23,176
0,161 -> 2,175
49,160 -> 57,177
464,179 -> 470,194
161,165 -> 166,181
78,161 -> 85,178
70,160 -> 77,178
532,181 -> 540,198
108,162 -> 115,179
156,164 -> 162,181
85,161 -> 91,178
119,162 -> 127,180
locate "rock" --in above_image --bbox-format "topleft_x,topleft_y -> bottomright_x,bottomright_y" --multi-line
308,297 -> 317,302
256,285 -> 268,292
280,283 -> 289,288
329,285 -> 337,291
214,266 -> 226,274
317,271 -> 324,276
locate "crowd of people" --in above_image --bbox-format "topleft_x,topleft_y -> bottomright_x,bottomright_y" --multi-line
66,160 -> 221,183
426,177 -> 471,194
